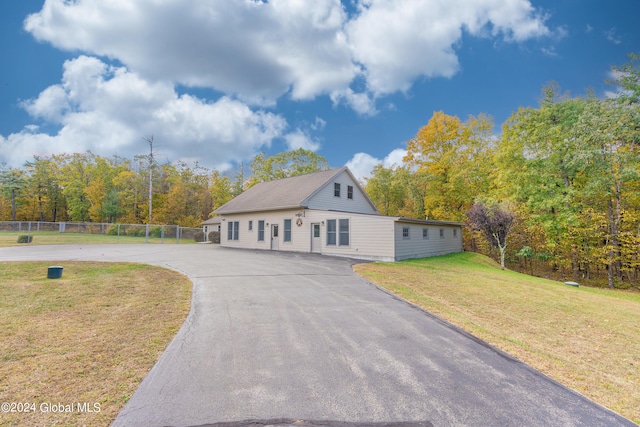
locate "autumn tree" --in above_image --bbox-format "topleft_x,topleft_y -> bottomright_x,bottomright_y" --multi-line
24,157 -> 66,221
231,162 -> 247,197
249,148 -> 329,186
608,52 -> 640,103
495,85 -> 587,277
571,97 -> 640,287
467,202 -> 515,270
0,166 -> 28,221
404,111 -> 494,221
496,74 -> 640,285
209,170 -> 232,212
364,165 -> 407,216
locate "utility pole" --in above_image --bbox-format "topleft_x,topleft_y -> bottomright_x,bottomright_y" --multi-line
143,135 -> 154,242
143,135 -> 154,223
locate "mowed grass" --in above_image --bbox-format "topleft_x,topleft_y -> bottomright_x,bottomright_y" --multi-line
354,252 -> 640,424
0,261 -> 191,426
0,231 -> 195,247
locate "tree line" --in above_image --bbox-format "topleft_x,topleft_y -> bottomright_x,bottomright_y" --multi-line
2,54 -> 638,288
364,54 -> 640,288
0,149 -> 329,228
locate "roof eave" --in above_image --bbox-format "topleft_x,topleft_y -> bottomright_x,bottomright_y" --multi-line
213,204 -> 306,215
394,217 -> 465,226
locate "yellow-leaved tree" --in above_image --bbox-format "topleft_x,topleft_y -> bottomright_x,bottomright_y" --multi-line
404,111 -> 494,221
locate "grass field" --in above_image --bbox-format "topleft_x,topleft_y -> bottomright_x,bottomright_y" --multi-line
0,261 -> 192,426
0,231 -> 197,247
354,252 -> 640,424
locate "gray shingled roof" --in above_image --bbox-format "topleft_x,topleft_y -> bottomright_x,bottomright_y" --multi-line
201,216 -> 221,225
213,167 -> 347,214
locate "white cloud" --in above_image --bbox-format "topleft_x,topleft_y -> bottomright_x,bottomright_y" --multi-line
346,0 -> 550,96
284,129 -> 321,151
605,69 -> 633,100
24,0 -> 357,105
311,117 -> 327,131
24,0 -> 550,110
383,148 -> 408,167
1,56 -> 287,169
541,47 -> 559,58
346,152 -> 379,182
330,88 -> 378,116
7,0 -> 553,167
345,148 -> 407,181
0,128 -> 58,168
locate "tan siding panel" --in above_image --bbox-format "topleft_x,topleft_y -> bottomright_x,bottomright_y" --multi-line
219,210 -> 309,252
306,210 -> 396,261
219,210 -> 461,262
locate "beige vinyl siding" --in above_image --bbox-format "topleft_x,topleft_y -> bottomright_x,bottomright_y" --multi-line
306,170 -> 377,214
219,209 -> 311,252
219,210 -> 462,262
305,210 -> 396,261
394,223 -> 462,261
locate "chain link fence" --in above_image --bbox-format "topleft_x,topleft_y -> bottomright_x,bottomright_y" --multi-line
0,221 -> 203,244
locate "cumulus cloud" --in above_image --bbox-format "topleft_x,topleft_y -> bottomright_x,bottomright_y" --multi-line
1,56 -> 287,169
6,0 -> 552,168
284,129 -> 321,151
24,0 -> 550,107
24,0 -> 357,105
330,88 -> 378,116
346,148 -> 407,181
346,0 -> 550,95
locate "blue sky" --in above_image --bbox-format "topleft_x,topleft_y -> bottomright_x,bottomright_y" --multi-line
0,0 -> 638,179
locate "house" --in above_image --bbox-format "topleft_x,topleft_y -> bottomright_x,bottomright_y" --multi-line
212,166 -> 463,262
201,216 -> 221,241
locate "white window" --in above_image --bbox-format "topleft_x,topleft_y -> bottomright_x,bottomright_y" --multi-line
403,227 -> 410,239
334,183 -> 341,197
327,219 -> 336,245
347,185 -> 353,199
284,219 -> 292,242
423,228 -> 429,239
258,220 -> 265,241
228,221 -> 239,241
249,220 -> 253,231
339,219 -> 350,246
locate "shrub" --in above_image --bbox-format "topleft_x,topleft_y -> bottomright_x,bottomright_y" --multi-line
17,235 -> 33,244
193,231 -> 206,243
151,226 -> 163,238
106,225 -> 120,236
125,226 -> 146,237
209,231 -> 220,244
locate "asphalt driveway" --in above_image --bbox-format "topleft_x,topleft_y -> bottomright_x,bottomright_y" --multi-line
0,244 -> 634,427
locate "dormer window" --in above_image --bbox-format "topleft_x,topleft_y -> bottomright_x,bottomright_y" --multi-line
334,183 -> 341,197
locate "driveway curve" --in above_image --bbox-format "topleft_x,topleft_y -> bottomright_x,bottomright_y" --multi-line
0,244 -> 634,427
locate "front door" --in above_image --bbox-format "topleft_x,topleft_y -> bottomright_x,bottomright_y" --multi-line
271,224 -> 279,250
311,223 -> 321,253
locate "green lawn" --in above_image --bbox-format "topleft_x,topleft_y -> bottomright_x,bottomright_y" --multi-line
354,252 -> 640,424
0,231 -> 197,247
0,261 -> 192,426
